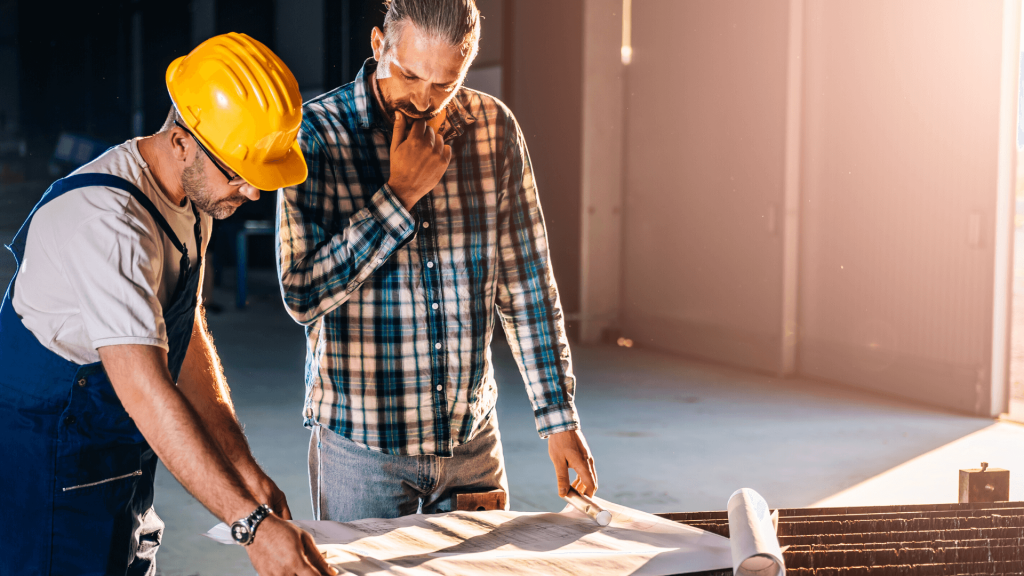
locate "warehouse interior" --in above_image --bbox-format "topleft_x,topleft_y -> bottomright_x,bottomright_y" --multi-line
4,0 -> 1024,574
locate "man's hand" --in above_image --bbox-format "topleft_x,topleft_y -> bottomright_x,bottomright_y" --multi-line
548,429 -> 598,497
387,112 -> 452,211
246,516 -> 337,576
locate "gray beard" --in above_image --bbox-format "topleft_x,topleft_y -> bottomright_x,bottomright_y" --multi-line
181,154 -> 246,220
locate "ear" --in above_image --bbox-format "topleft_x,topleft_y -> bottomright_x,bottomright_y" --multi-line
168,126 -> 193,163
371,27 -> 384,61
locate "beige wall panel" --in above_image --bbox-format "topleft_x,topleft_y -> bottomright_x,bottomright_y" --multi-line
797,1 -> 1004,414
579,0 -> 626,343
620,0 -> 790,372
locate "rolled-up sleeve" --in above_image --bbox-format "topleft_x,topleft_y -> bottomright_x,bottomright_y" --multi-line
277,108 -> 416,326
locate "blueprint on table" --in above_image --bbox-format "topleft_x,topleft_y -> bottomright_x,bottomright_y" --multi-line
208,497 -> 733,575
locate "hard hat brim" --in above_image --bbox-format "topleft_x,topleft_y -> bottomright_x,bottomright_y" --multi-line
232,140 -> 308,191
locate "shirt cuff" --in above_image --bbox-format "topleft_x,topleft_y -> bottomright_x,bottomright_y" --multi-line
534,402 -> 581,438
367,184 -> 416,243
92,336 -> 168,351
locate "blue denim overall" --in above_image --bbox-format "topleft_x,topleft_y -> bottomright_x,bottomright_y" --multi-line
0,173 -> 202,575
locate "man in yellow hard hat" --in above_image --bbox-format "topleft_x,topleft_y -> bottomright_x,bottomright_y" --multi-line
0,34 -> 334,576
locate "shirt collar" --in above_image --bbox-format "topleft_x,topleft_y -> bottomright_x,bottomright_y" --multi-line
354,58 -> 476,139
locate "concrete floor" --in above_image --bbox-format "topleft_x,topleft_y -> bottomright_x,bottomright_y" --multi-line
149,274 -> 1009,576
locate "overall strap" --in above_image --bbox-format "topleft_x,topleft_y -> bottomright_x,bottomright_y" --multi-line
65,173 -> 189,258
6,173 -> 189,264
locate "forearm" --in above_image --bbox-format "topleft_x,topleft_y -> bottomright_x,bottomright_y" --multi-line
100,344 -> 258,524
177,308 -> 259,475
277,184 -> 415,324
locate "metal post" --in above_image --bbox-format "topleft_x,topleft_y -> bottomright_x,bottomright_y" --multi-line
130,1 -> 144,136
236,229 -> 248,309
779,0 -> 804,376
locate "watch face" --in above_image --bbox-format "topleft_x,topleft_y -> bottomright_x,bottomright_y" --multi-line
231,523 -> 251,543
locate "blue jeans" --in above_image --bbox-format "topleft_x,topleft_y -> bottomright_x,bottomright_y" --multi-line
308,411 -> 509,521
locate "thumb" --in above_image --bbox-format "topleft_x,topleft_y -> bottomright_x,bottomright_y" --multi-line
391,112 -> 409,153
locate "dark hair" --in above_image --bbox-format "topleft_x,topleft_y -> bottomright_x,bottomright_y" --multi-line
382,0 -> 481,59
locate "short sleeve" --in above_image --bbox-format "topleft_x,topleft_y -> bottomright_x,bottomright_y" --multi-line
60,212 -> 169,352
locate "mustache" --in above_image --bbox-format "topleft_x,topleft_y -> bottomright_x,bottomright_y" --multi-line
217,194 -> 249,208
393,102 -> 442,120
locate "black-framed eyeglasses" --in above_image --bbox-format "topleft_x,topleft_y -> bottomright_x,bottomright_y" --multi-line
174,120 -> 246,186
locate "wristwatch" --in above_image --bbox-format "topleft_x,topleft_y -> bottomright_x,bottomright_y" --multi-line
230,504 -> 273,546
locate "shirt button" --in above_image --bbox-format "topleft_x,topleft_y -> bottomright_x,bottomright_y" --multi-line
427,261 -> 434,268
77,378 -> 87,388
435,342 -> 442,349
431,303 -> 439,310
436,385 -> 443,391
423,222 -> 430,228
64,415 -> 76,425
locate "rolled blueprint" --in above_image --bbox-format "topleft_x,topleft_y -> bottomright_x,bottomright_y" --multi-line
727,488 -> 785,576
563,486 -> 612,526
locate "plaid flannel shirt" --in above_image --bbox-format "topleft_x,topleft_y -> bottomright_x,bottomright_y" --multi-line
276,59 -> 580,457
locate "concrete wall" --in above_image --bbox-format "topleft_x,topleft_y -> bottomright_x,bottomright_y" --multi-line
797,0 -> 1015,415
464,0 -> 504,99
619,0 -> 791,373
509,0 -> 585,326
578,0 -> 625,343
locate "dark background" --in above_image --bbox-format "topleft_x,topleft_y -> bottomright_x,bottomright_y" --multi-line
0,0 -> 584,330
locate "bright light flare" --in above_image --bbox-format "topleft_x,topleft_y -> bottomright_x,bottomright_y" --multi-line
621,0 -> 632,65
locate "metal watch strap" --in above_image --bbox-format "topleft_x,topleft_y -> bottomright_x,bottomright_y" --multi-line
232,504 -> 272,546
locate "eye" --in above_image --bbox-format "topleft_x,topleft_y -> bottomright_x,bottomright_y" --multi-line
403,74 -> 417,81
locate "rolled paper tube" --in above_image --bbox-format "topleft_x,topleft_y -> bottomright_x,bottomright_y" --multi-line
563,487 -> 612,526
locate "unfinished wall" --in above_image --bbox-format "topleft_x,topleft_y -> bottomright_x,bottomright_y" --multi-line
509,0 -> 585,329
797,0 -> 1011,415
619,0 -> 791,372
578,0 -> 626,344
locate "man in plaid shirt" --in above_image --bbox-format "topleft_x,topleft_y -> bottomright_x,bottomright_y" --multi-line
277,0 -> 598,520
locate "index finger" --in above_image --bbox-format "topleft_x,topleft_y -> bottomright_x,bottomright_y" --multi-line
410,118 -> 428,141
570,455 -> 598,498
301,530 -> 338,576
553,456 -> 572,498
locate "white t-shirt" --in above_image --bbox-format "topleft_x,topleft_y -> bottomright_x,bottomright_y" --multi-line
12,139 -> 213,365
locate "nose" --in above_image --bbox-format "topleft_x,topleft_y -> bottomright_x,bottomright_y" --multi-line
410,84 -> 431,112
241,184 -> 261,202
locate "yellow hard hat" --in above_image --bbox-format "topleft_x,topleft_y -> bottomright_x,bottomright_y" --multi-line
166,33 -> 306,190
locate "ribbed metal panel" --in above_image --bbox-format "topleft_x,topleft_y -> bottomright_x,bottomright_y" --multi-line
661,501 -> 1024,575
